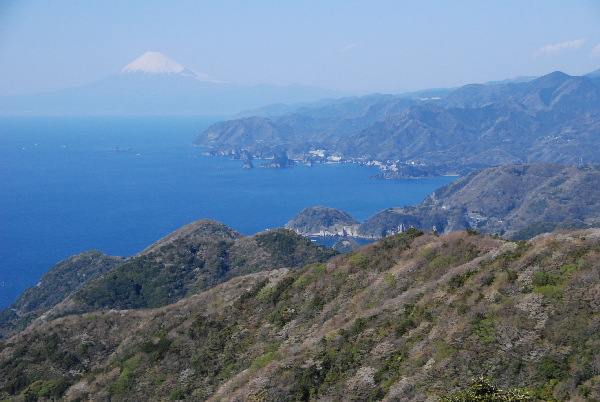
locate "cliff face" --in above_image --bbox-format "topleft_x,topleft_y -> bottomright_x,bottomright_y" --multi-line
2,228 -> 600,401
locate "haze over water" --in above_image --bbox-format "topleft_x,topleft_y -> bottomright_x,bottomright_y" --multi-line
0,116 -> 455,308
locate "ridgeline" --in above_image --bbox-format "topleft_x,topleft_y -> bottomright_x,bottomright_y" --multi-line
2,227 -> 600,400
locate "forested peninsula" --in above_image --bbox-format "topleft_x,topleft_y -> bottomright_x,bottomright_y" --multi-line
194,71 -> 600,178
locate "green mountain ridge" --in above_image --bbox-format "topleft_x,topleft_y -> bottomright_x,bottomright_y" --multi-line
2,227 -> 600,400
0,220 -> 336,339
0,251 -> 124,339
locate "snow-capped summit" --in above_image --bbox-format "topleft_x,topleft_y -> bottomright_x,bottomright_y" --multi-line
121,51 -> 221,82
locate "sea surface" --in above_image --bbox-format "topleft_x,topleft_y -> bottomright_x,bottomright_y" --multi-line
0,116 -> 455,308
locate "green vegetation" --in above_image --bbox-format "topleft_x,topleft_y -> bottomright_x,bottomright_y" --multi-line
440,376 -> 532,401
0,250 -> 124,338
19,378 -> 71,401
2,228 -> 600,400
64,228 -> 335,314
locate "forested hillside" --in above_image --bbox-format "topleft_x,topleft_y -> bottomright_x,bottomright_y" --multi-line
0,251 -> 124,339
194,72 -> 600,176
0,220 -> 336,339
2,228 -> 600,400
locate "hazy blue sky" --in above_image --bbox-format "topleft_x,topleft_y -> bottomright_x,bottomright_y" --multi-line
1,1 -> 599,96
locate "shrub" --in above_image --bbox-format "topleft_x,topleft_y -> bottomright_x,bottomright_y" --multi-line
250,351 -> 276,372
436,342 -> 457,360
19,378 -> 71,400
256,277 -> 295,304
482,273 -> 495,286
348,254 -> 367,268
440,375 -> 532,401
533,284 -> 564,300
384,272 -> 397,288
140,338 -> 172,361
430,255 -> 459,270
470,313 -> 497,345
532,271 -> 556,287
234,278 -> 268,307
538,355 -> 567,381
448,270 -> 477,289
169,388 -> 185,400
394,318 -> 415,337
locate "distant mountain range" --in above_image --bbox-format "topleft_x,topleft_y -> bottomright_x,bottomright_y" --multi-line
0,52 -> 345,115
194,70 -> 600,174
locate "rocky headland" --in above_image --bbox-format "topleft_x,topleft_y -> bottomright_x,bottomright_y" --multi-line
284,206 -> 360,237
286,163 -> 600,240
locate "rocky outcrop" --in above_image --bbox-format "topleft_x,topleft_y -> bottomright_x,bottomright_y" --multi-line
285,206 -> 360,236
287,163 -> 600,240
332,238 -> 360,253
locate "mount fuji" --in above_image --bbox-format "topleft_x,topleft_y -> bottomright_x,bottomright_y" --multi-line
0,52 -> 344,115
120,51 -> 223,83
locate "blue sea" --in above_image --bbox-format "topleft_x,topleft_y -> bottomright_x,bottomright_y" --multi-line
0,116 -> 455,308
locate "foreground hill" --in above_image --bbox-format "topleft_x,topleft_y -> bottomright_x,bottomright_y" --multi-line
194,71 -> 600,174
2,228 -> 600,400
0,220 -> 336,338
286,163 -> 600,240
0,251 -> 124,338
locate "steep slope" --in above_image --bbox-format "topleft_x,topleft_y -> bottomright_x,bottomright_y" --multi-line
2,229 -> 600,400
33,223 -> 337,324
0,251 -> 124,338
